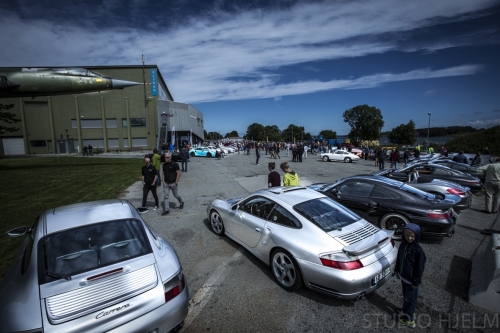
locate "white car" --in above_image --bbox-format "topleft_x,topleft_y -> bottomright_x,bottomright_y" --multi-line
320,150 -> 360,163
207,146 -> 228,154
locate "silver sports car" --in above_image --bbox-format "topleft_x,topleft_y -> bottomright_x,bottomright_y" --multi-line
207,186 -> 397,300
0,199 -> 188,333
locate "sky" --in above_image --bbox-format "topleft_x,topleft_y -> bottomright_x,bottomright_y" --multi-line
2,0 -> 500,137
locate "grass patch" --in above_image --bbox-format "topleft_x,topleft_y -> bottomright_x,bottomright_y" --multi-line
0,156 -> 142,279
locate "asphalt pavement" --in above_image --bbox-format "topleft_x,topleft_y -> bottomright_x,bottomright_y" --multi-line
120,150 -> 500,332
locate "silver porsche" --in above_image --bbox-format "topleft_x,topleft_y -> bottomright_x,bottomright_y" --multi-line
207,186 -> 397,300
0,199 -> 188,333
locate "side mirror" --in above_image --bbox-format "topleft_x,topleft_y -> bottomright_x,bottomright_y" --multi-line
6,226 -> 30,238
232,204 -> 238,211
331,189 -> 339,197
369,201 -> 380,208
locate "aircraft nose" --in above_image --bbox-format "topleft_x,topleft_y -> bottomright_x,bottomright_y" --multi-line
111,79 -> 140,89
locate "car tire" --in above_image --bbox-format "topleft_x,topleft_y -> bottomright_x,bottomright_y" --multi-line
322,156 -> 329,162
344,157 -> 351,163
378,213 -> 410,240
190,152 -> 195,157
207,153 -> 212,157
209,210 -> 225,236
270,249 -> 302,291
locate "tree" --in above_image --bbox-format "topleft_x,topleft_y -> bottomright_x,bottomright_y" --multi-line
343,104 -> 384,145
0,104 -> 21,134
246,123 -> 265,141
319,130 -> 337,139
225,130 -> 239,138
264,125 -> 282,142
387,120 -> 417,145
281,124 -> 304,143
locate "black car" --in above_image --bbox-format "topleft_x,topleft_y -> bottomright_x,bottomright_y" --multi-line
309,175 -> 459,239
415,160 -> 483,181
387,163 -> 483,193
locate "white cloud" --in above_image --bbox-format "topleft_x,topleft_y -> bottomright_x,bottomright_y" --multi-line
0,0 -> 497,104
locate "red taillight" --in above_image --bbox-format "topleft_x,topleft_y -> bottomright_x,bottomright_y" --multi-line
446,188 -> 465,196
427,210 -> 451,219
320,258 -> 363,270
164,271 -> 185,303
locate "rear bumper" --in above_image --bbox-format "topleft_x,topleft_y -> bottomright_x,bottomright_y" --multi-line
106,286 -> 189,333
297,245 -> 398,300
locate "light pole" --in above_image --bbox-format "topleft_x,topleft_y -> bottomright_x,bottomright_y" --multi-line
426,112 -> 431,152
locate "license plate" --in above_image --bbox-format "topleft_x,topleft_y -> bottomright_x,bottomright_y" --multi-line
371,267 -> 391,286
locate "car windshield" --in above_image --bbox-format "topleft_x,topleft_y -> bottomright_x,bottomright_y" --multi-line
294,197 -> 360,232
43,219 -> 151,280
400,184 -> 435,200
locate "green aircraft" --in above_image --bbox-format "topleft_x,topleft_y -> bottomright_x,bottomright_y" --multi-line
0,67 -> 140,98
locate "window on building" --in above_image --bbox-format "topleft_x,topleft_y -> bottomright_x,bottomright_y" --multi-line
30,140 -> 46,147
108,138 -> 119,147
71,119 -> 103,128
122,118 -> 146,127
106,119 -> 117,128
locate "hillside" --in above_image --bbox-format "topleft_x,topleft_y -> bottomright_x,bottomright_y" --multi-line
443,125 -> 500,155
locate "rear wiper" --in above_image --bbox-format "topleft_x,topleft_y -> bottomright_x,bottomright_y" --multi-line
45,270 -> 72,281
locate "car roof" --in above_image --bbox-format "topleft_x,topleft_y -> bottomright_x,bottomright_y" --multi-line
44,199 -> 135,234
252,186 -> 326,206
340,175 -> 404,188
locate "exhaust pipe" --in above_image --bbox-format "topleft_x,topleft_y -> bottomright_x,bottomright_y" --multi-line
357,292 -> 366,300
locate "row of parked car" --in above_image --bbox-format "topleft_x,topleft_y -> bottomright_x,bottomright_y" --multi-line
0,153 -> 483,332
206,154 -> 482,301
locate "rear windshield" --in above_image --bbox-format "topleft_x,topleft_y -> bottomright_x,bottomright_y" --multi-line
294,197 -> 360,232
42,219 -> 151,280
400,184 -> 435,200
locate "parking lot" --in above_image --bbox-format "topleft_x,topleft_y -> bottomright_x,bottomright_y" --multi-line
121,151 -> 500,332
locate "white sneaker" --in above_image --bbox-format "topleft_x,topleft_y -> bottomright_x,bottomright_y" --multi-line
153,206 -> 158,210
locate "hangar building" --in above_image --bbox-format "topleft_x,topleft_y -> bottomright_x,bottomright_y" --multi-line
0,65 -> 205,156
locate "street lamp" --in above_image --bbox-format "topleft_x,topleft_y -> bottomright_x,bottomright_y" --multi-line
426,112 -> 431,152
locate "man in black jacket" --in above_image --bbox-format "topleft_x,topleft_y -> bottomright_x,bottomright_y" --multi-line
141,157 -> 159,210
394,223 -> 427,328
180,146 -> 190,172
161,153 -> 184,215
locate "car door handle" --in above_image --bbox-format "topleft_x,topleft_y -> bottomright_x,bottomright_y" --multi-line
255,228 -> 262,233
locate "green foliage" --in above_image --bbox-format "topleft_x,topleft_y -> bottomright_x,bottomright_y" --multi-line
206,131 -> 223,140
443,125 -> 500,155
246,123 -> 266,141
226,130 -> 239,138
343,104 -> 384,145
0,104 -> 21,134
319,130 -> 337,139
415,126 -> 479,137
388,120 -> 417,145
0,157 -> 142,279
281,124 -> 305,142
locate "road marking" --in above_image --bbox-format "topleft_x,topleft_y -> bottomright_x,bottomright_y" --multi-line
182,247 -> 244,329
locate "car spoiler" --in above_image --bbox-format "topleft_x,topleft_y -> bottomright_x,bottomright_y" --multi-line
342,230 -> 394,256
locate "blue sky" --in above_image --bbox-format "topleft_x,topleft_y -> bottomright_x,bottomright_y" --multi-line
2,0 -> 500,137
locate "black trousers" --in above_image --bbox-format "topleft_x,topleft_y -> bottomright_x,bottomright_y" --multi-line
142,184 -> 159,207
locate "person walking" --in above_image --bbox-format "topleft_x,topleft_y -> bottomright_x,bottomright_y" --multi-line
280,162 -> 300,186
141,157 -> 159,210
403,150 -> 410,166
268,162 -> 281,188
477,158 -> 500,214
180,146 -> 190,172
303,145 -> 308,159
151,148 -> 162,187
470,152 -> 482,167
390,149 -> 399,169
88,144 -> 93,156
275,144 -> 280,159
377,149 -> 385,170
82,145 -> 88,156
394,223 -> 426,328
255,145 -> 261,165
298,144 -> 304,162
161,153 -> 184,215
452,150 -> 468,164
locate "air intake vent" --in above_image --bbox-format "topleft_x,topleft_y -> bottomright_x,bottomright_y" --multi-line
337,223 -> 379,245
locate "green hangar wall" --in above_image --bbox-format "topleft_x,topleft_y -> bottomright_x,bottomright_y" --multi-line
0,65 -> 205,156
